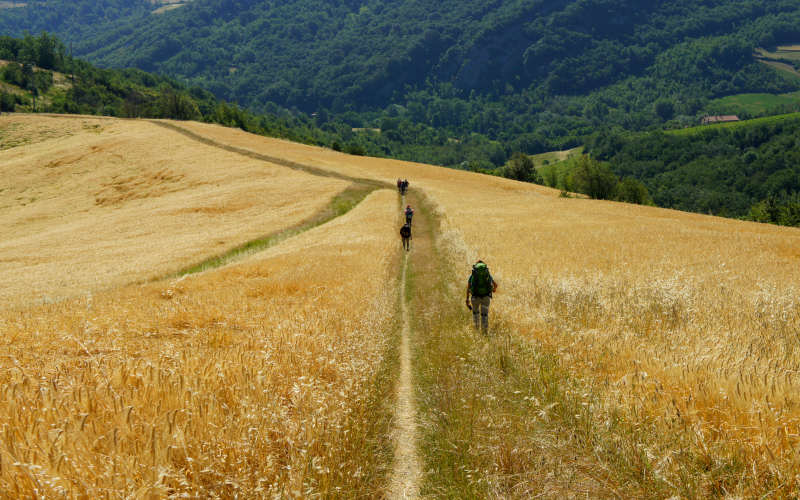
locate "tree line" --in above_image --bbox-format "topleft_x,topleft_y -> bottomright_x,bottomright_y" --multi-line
2,32 -> 798,226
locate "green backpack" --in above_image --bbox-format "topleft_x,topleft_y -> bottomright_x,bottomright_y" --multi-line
471,263 -> 492,296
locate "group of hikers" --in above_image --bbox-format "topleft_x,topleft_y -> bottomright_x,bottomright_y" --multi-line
398,179 -> 498,335
396,178 -> 410,195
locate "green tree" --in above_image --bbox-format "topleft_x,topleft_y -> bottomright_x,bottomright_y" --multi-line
570,155 -> 618,200
654,99 -> 675,121
503,152 -> 543,184
616,177 -> 653,205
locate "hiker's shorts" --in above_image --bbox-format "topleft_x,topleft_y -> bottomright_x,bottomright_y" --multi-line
470,295 -> 491,332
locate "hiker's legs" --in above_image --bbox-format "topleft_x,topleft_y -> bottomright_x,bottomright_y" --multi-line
472,295 -> 492,333
470,295 -> 491,333
402,237 -> 409,250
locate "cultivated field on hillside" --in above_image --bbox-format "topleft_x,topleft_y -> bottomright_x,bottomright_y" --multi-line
0,184 -> 399,497
0,115 -> 348,307
757,46 -> 800,63
4,115 -> 800,496
429,173 -> 800,493
708,91 -> 800,116
529,146 -> 583,167
169,120 -> 800,493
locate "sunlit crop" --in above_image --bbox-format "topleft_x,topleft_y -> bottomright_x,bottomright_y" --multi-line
166,121 -> 800,492
5,115 -> 800,496
0,115 -> 347,307
0,190 -> 398,497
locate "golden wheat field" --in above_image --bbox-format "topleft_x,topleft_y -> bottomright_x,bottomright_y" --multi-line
1,152 -> 399,497
0,114 -> 349,307
159,120 -> 800,488
4,114 -> 800,495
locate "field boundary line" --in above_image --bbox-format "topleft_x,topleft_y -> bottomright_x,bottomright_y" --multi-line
142,119 -> 393,279
157,184 -> 377,280
148,120 -> 388,188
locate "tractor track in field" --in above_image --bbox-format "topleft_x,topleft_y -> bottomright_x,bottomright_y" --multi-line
148,120 -> 387,189
143,120 -> 390,278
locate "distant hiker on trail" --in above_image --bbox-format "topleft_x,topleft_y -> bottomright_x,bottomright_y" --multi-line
466,260 -> 498,334
400,223 -> 412,251
402,179 -> 409,195
397,178 -> 403,194
404,205 -> 414,225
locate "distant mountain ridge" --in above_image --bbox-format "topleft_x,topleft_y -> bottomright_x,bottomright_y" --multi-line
3,0 -> 800,116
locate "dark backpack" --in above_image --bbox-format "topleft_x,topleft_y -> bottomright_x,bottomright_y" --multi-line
400,225 -> 411,237
471,263 -> 492,296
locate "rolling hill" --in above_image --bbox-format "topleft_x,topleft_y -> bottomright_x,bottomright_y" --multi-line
2,113 -> 800,496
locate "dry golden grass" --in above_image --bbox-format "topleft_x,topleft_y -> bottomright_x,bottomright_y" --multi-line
428,188 -> 800,492
0,188 -> 398,497
1,115 -> 348,307
169,121 -> 800,490
7,117 -> 800,494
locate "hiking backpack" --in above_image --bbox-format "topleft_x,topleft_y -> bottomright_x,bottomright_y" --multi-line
471,263 -> 492,296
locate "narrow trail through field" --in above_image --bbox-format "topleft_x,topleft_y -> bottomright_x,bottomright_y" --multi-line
389,251 -> 422,498
149,120 -> 386,188
389,194 -> 423,499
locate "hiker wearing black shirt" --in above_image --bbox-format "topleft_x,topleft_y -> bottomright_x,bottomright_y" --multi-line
404,205 -> 414,225
466,260 -> 498,334
400,223 -> 412,251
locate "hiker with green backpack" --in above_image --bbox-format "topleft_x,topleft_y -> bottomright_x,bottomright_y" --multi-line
466,260 -> 498,334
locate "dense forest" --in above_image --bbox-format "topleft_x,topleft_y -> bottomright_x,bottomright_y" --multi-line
3,0 -> 800,162
586,115 -> 800,224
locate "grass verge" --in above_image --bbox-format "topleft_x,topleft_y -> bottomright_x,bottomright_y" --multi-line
162,183 -> 375,278
320,248 -> 403,497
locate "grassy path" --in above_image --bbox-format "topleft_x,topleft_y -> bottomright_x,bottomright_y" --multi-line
388,194 -> 423,499
405,193 -> 672,498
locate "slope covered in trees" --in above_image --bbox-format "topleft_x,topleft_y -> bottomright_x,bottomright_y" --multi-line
3,0 -> 800,153
0,1 -> 152,41
0,33 -> 344,146
586,114 -> 800,224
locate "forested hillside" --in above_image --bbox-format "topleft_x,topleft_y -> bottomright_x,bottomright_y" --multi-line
0,33 -> 337,147
0,1 -> 152,40
4,0 -> 800,158
586,114 -> 800,224
4,3 -> 800,226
